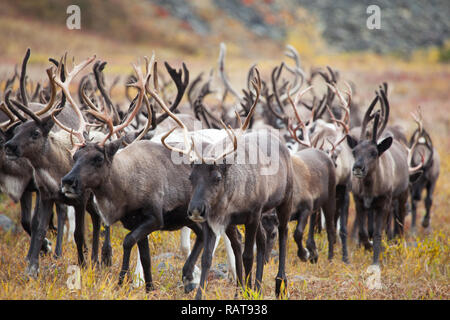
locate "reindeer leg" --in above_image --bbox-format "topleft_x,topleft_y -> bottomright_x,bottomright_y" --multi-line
306,211 -> 319,263
118,211 -> 162,292
275,200 -> 291,298
372,195 -> 390,265
54,203 -> 67,259
410,192 -> 418,235
19,190 -> 32,236
336,185 -> 350,263
86,196 -> 101,266
367,209 -> 374,240
242,213 -> 261,290
180,227 -> 192,258
354,197 -> 372,250
25,198 -> 53,278
395,192 -> 408,238
226,225 -> 243,298
255,221 -> 266,293
25,191 -> 52,255
293,209 -> 310,262
73,202 -> 87,267
101,225 -> 112,266
137,237 -> 153,292
182,224 -> 203,293
422,181 -> 436,229
195,223 -> 216,300
324,192 -> 337,261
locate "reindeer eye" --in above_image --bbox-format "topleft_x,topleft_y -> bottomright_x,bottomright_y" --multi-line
92,155 -> 104,166
31,130 -> 40,139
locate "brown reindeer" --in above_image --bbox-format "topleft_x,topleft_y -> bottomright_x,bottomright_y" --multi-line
345,86 -> 418,266
163,70 -> 295,299
408,108 -> 440,232
0,49 -> 77,258
59,58 -> 211,293
4,55 -> 112,277
286,88 -> 340,263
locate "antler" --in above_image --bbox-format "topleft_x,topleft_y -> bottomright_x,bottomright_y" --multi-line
52,54 -> 96,149
149,61 -> 189,129
94,56 -> 153,147
160,68 -> 261,164
406,107 -> 425,173
218,43 -> 241,101
324,88 -> 350,154
286,86 -> 314,148
359,94 -> 379,141
376,84 -> 390,140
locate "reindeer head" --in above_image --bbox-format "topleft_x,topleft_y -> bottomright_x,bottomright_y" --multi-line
61,139 -> 122,198
161,68 -> 261,224
346,87 -> 392,179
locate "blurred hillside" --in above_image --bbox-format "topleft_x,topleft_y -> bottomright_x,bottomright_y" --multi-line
1,0 -> 449,61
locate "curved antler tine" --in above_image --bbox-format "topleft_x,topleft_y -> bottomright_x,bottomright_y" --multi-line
241,67 -> 261,131
376,87 -> 390,139
219,42 -> 241,101
4,90 -> 27,123
187,72 -> 204,107
360,94 -> 379,141
102,56 -> 152,146
286,86 -> 311,148
212,124 -> 238,164
34,68 -> 57,116
19,48 -> 31,107
81,80 -> 100,112
0,101 -> 16,122
52,54 -> 96,147
161,126 -> 193,158
11,99 -> 42,124
132,93 -> 153,142
372,110 -> 380,142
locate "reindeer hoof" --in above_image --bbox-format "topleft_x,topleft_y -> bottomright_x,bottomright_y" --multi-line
297,248 -> 309,262
422,219 -> 430,229
308,249 -> 319,264
184,282 -> 198,294
25,264 -> 39,279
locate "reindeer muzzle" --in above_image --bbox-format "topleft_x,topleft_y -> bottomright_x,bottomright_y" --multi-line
4,142 -> 20,160
61,176 -> 80,199
187,205 -> 206,223
352,165 -> 366,178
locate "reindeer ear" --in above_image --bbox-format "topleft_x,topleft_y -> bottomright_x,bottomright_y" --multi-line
346,135 -> 358,149
40,115 -> 55,135
105,139 -> 122,160
376,136 -> 392,155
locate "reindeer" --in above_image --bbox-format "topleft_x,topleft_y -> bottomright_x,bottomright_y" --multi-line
289,73 -> 354,263
408,108 -> 440,233
59,57 -> 226,293
345,86 -> 421,266
0,49 -> 72,257
163,69 -> 295,299
4,55 -> 112,277
286,87 -> 342,263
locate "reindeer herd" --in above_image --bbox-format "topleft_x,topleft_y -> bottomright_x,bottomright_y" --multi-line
0,44 -> 440,300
